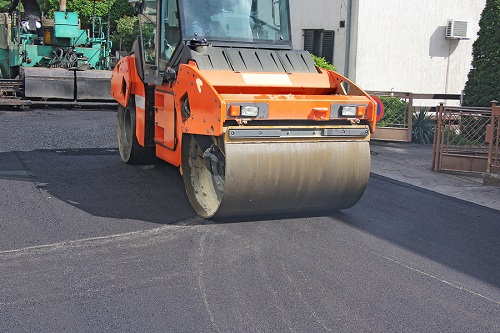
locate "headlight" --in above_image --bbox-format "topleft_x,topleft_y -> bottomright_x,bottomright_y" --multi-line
227,103 -> 269,118
240,105 -> 259,117
340,105 -> 357,116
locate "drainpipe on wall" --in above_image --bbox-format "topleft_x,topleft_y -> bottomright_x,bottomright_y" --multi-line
344,0 -> 353,78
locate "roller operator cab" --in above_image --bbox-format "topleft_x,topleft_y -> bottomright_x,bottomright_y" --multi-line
110,0 -> 378,218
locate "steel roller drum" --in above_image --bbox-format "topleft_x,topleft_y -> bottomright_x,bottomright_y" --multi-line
182,131 -> 371,218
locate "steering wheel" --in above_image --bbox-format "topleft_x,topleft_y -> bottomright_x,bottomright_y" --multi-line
164,40 -> 175,59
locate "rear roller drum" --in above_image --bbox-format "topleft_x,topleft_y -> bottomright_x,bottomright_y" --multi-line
117,95 -> 153,164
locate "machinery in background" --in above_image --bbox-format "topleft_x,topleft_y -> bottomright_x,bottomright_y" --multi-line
0,0 -> 114,107
111,0 -> 378,218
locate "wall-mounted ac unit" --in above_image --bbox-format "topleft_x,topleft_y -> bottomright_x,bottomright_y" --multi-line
446,20 -> 473,39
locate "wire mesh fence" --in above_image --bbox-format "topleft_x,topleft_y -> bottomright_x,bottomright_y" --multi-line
432,103 -> 498,173
371,92 -> 413,129
440,107 -> 490,151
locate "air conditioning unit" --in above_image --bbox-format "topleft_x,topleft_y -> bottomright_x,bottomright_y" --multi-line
446,20 -> 473,39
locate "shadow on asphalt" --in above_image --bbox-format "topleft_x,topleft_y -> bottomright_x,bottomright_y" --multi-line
0,148 -> 198,225
336,174 -> 500,290
0,148 -> 350,225
1,148 -> 499,289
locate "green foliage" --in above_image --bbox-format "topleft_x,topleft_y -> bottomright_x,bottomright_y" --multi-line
0,0 -> 10,12
109,0 -> 135,31
377,96 -> 407,127
311,54 -> 336,71
41,0 -> 133,31
411,109 -> 435,144
463,0 -> 500,107
42,0 -> 109,28
110,15 -> 138,52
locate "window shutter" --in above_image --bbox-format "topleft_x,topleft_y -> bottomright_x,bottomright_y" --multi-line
303,30 -> 314,53
322,30 -> 334,64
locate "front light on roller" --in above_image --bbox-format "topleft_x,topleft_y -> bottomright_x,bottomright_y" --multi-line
241,105 -> 259,117
340,106 -> 357,116
356,105 -> 366,117
229,105 -> 241,117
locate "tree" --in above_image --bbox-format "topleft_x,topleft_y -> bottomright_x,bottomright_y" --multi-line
463,0 -> 500,107
0,0 -> 10,12
42,0 -> 109,27
41,0 -> 133,31
108,0 -> 134,32
111,15 -> 138,52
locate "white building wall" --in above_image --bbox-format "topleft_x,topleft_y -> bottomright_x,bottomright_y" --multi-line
289,0 -> 485,100
289,0 -> 348,73
352,0 -> 485,95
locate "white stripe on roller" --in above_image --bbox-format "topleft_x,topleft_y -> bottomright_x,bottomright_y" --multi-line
135,95 -> 145,109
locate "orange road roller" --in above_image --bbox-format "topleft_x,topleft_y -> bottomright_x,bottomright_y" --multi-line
111,0 -> 377,218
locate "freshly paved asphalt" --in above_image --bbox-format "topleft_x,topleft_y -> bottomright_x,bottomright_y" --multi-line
0,110 -> 499,332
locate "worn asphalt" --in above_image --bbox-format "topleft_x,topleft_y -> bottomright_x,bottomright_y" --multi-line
0,110 -> 499,332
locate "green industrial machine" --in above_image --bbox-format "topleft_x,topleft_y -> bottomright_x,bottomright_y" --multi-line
0,3 -> 113,104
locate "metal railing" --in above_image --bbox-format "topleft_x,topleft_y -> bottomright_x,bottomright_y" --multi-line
374,91 -> 413,128
432,103 -> 496,173
368,91 -> 461,142
368,91 -> 413,142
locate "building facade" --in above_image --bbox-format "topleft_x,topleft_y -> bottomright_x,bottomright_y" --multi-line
289,0 -> 486,100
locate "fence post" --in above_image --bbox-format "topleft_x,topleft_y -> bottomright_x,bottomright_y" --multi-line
432,105 -> 438,171
407,93 -> 413,142
487,100 -> 498,174
432,103 -> 444,171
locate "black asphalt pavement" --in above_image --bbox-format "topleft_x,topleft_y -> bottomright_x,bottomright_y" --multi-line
0,110 -> 499,332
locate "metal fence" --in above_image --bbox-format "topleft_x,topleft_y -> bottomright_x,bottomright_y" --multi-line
368,91 -> 413,142
368,91 -> 461,142
432,103 -> 497,174
375,92 -> 413,128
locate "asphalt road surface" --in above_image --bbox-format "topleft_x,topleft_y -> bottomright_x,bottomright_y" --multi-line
1,110 -> 499,332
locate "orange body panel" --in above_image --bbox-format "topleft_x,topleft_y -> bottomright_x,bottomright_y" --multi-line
153,88 -> 182,166
111,57 -> 377,168
219,93 -> 372,121
110,55 -> 147,146
174,64 -> 226,136
110,57 -> 131,107
111,55 -> 145,106
174,64 -> 377,138
199,69 -> 337,95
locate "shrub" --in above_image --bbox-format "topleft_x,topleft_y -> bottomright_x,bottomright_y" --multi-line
311,54 -> 336,71
412,109 -> 435,144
